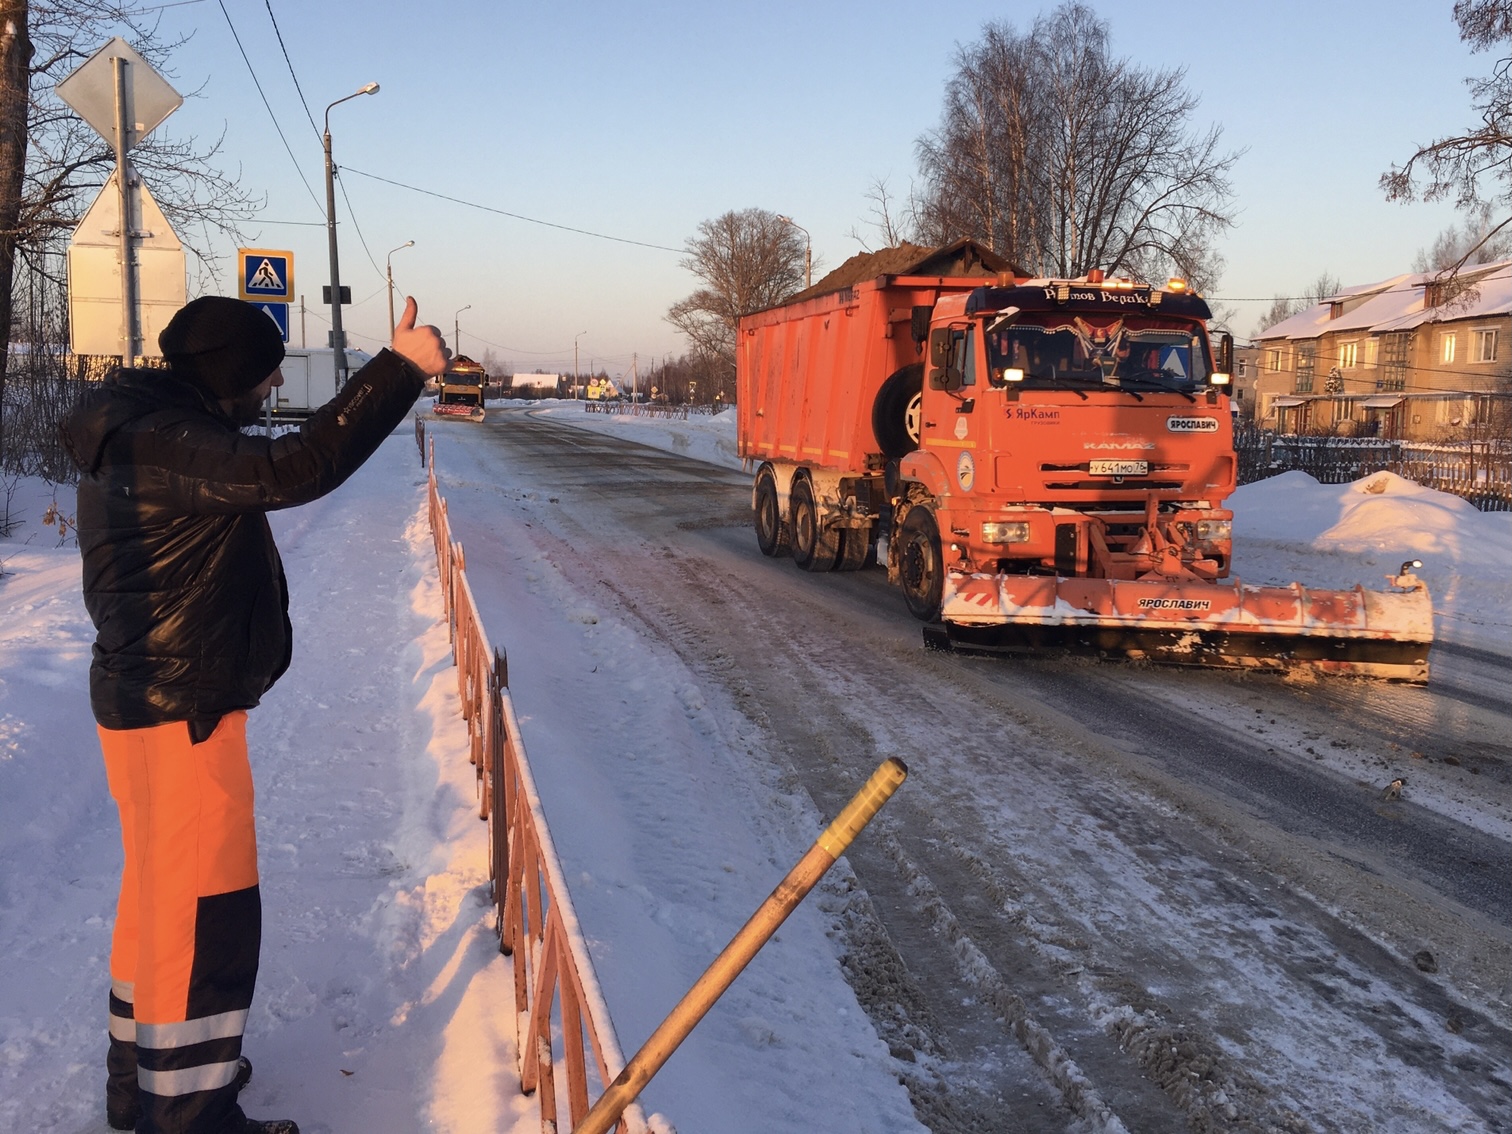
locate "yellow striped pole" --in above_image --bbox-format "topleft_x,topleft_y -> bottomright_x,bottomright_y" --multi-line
573,757 -> 908,1134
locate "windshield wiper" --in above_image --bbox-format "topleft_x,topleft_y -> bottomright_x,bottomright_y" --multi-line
1115,369 -> 1198,401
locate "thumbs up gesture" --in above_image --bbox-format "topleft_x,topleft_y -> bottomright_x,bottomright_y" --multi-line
392,297 -> 451,377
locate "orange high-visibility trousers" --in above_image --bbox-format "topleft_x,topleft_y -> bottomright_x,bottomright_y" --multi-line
101,713 -> 261,1133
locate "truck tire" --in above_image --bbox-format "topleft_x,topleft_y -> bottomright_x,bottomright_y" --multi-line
753,467 -> 790,557
872,363 -> 924,460
835,524 -> 873,571
897,506 -> 944,620
791,476 -> 841,571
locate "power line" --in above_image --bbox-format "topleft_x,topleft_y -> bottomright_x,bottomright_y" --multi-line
262,0 -> 321,141
341,167 -> 685,253
257,1 -> 385,286
216,0 -> 323,217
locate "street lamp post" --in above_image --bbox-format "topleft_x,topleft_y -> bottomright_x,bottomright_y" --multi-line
324,82 -> 379,389
574,331 -> 587,398
386,240 -> 414,339
777,214 -> 811,290
454,305 -> 471,359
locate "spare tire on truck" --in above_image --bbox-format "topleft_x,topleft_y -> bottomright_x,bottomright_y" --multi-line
872,363 -> 924,460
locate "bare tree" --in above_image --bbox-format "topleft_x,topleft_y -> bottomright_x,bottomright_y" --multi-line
1382,2 -> 1512,270
1411,201 -> 1512,270
914,2 -> 1238,290
846,176 -> 917,252
1253,272 -> 1340,337
1256,295 -> 1299,335
1,1 -> 259,470
665,208 -> 806,376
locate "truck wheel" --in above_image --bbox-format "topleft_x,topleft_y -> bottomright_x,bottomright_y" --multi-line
835,524 -> 873,571
791,476 -> 841,571
754,468 -> 790,557
897,506 -> 943,620
872,363 -> 924,460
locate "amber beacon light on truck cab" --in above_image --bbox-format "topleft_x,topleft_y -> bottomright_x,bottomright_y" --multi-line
736,244 -> 1433,680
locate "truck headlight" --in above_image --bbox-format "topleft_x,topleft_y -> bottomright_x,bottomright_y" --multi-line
1195,520 -> 1231,541
982,521 -> 1031,544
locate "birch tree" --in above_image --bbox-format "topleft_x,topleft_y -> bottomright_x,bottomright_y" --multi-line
915,2 -> 1239,290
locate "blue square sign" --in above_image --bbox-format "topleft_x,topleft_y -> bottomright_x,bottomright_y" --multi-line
239,248 -> 294,301
254,302 -> 290,343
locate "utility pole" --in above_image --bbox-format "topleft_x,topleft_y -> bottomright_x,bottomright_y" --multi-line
323,82 -> 380,389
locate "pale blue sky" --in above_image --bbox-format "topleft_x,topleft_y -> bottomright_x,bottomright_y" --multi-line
128,0 -> 1477,376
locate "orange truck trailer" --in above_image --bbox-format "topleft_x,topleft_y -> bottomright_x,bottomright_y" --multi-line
736,244 -> 1433,680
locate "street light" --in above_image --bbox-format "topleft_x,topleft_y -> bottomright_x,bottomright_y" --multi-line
777,214 -> 811,290
324,81 -> 379,388
454,304 -> 471,358
574,331 -> 587,398
386,240 -> 414,338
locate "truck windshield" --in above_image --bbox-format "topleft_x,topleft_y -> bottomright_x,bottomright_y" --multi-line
983,316 -> 1210,392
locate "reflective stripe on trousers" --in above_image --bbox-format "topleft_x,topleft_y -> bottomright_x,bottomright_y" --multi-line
101,713 -> 261,1133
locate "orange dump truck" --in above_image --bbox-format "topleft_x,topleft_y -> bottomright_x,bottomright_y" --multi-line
736,242 -> 1433,680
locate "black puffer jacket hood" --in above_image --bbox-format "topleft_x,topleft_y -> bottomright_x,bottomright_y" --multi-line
61,353 -> 423,732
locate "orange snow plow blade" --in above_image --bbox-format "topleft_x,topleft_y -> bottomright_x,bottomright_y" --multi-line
932,569 -> 1434,682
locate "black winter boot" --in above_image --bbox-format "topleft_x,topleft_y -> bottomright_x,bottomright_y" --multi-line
240,1121 -> 299,1134
107,1055 -> 253,1131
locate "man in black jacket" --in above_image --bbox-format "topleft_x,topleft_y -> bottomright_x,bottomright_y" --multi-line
61,295 -> 449,1134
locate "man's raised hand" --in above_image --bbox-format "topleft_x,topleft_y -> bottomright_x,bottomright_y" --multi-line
391,297 -> 451,377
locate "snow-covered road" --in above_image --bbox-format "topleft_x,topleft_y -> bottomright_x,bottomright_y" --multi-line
3,399 -> 1507,1133
431,405 -> 1511,1133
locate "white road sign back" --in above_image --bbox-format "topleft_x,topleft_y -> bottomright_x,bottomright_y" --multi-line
56,37 -> 181,150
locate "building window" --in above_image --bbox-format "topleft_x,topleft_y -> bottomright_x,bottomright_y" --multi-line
1442,332 -> 1457,364
1266,347 -> 1281,373
1236,358 -> 1247,378
1379,333 -> 1409,392
1338,340 -> 1359,368
1364,338 -> 1379,368
1295,342 -> 1316,393
1473,328 -> 1497,362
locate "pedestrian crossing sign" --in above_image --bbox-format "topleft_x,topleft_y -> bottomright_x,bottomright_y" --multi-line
238,248 -> 294,302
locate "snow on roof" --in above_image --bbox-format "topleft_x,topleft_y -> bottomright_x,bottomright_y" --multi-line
1256,262 -> 1512,340
1373,263 -> 1512,331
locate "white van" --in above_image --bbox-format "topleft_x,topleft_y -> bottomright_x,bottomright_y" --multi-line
271,347 -> 374,419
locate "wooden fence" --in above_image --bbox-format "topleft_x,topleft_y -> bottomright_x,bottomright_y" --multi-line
1234,426 -> 1512,511
419,421 -> 652,1134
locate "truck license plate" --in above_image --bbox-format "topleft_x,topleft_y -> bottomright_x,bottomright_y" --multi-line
1089,459 -> 1148,476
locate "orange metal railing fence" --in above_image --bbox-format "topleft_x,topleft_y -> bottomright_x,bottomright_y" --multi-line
420,420 -> 650,1134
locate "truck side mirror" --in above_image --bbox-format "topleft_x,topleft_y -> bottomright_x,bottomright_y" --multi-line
1217,331 -> 1233,374
928,328 -> 962,391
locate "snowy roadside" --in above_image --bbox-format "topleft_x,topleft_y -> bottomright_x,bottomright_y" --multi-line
1,421 -> 926,1134
0,435 -> 525,1134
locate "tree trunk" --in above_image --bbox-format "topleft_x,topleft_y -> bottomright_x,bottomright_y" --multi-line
0,1 -> 33,466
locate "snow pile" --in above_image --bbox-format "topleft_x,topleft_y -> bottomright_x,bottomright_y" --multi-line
1229,468 -> 1511,652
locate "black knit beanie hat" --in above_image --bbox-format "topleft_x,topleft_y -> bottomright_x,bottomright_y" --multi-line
159,296 -> 286,399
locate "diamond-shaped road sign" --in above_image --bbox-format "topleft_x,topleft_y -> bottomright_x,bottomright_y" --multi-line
56,36 -> 182,151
